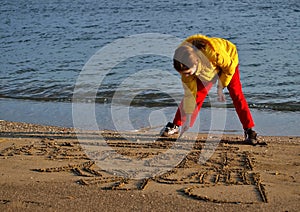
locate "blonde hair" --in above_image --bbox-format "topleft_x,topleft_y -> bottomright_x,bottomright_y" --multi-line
173,44 -> 199,72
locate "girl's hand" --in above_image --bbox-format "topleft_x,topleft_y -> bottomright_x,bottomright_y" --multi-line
217,87 -> 226,102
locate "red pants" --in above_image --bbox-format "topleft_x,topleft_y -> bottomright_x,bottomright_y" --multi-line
173,66 -> 255,129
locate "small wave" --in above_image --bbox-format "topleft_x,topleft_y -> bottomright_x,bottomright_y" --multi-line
3,92 -> 299,112
249,102 -> 300,112
15,68 -> 38,74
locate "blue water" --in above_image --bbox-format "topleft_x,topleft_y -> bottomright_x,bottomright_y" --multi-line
1,0 -> 300,135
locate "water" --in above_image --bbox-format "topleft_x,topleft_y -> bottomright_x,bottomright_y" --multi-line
1,0 -> 300,135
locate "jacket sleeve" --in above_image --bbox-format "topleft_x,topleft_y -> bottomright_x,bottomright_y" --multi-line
214,40 -> 239,87
181,75 -> 197,114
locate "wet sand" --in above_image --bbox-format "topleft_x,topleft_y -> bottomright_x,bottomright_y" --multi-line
0,120 -> 299,211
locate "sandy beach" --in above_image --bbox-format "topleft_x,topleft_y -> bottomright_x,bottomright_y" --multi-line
0,120 -> 299,211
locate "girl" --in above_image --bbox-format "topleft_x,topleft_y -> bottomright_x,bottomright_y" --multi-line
161,34 -> 258,144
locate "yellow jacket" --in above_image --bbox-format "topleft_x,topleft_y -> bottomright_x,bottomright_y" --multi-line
180,34 -> 239,114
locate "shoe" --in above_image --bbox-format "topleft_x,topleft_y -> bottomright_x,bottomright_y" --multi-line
244,128 -> 258,145
161,122 -> 179,137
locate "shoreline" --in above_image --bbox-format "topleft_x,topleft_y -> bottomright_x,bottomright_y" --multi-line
0,120 -> 299,211
1,98 -> 300,136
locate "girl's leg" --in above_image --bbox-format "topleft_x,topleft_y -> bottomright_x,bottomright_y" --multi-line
227,66 -> 255,129
173,78 -> 213,127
